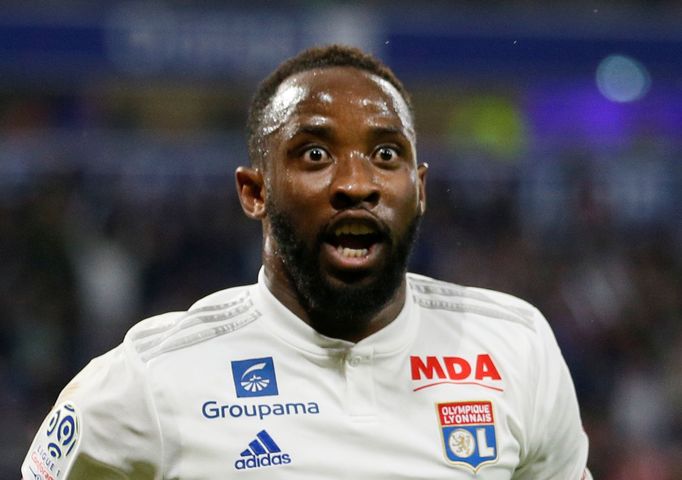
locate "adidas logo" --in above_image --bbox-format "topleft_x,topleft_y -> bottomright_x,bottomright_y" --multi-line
234,430 -> 292,470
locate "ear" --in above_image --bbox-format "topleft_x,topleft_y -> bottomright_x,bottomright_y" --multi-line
235,166 -> 266,219
417,162 -> 428,215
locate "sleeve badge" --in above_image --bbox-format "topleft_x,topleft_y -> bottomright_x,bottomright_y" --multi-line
21,401 -> 81,480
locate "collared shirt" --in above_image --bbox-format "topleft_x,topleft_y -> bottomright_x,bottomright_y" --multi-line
23,269 -> 591,479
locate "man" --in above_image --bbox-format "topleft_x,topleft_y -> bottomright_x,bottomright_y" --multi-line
22,45 -> 591,479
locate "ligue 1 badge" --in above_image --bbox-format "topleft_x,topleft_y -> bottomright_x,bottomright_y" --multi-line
436,401 -> 498,471
21,401 -> 81,480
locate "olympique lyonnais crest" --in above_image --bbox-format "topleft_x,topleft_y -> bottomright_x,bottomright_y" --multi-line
437,401 -> 498,471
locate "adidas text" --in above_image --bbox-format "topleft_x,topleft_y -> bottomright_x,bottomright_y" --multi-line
235,453 -> 292,470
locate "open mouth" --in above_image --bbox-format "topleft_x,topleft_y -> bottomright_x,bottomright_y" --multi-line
326,222 -> 383,259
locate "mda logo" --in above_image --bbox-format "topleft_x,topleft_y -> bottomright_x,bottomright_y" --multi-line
231,357 -> 279,398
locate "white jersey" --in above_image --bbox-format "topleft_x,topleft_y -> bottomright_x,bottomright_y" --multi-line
23,269 -> 591,479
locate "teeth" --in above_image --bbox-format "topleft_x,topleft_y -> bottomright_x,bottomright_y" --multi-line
337,246 -> 369,258
334,223 -> 375,236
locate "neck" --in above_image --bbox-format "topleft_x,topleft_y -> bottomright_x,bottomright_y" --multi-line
262,253 -> 407,343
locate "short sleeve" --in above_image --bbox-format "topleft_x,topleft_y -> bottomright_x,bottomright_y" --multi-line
513,310 -> 591,479
21,340 -> 163,480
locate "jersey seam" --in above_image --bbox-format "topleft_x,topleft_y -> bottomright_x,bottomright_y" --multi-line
139,352 -> 167,479
525,309 -> 544,468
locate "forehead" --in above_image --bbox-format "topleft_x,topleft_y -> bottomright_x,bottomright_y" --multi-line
260,66 -> 414,140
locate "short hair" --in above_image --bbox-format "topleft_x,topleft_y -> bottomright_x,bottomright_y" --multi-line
246,44 -> 414,167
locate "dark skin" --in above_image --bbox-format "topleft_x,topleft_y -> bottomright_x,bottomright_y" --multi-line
236,66 -> 428,342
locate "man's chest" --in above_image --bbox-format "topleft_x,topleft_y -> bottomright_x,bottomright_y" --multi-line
152,340 -> 528,479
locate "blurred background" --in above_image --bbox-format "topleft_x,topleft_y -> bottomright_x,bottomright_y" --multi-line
1,1 -> 681,478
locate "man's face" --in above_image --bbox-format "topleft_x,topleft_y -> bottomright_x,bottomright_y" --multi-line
259,66 -> 427,334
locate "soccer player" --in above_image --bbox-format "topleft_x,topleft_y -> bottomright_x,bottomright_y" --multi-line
22,45 -> 591,479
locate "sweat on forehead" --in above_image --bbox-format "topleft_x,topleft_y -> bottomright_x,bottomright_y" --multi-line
246,44 -> 414,167
259,68 -> 415,140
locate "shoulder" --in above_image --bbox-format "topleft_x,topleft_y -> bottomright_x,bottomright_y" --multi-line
22,284 -> 260,478
407,272 -> 542,334
125,283 -> 260,364
55,283 -> 258,403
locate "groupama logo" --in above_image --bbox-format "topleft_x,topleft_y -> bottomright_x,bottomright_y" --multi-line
231,357 -> 279,398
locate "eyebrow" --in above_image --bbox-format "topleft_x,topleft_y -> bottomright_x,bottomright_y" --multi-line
290,124 -> 335,141
288,124 -> 410,143
366,125 -> 409,141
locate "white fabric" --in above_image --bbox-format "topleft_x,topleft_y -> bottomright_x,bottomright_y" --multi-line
23,269 -> 590,479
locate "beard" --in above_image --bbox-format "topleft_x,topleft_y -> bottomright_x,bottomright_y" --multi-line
267,202 -> 421,340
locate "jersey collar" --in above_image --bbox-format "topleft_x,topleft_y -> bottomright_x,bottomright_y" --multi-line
252,266 -> 419,357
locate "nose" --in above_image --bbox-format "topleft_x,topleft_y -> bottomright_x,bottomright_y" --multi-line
330,154 -> 380,210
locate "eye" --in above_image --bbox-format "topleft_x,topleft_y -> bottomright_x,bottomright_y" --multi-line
374,146 -> 399,162
303,147 -> 330,163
